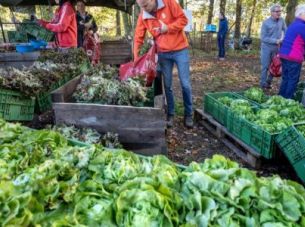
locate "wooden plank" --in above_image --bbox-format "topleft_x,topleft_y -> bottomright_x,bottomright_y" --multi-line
53,103 -> 165,144
0,61 -> 34,69
194,108 -> 262,168
0,51 -> 40,62
52,76 -> 81,102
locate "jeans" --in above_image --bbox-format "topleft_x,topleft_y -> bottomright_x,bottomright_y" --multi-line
217,35 -> 225,58
158,48 -> 193,117
278,58 -> 302,99
260,45 -> 278,87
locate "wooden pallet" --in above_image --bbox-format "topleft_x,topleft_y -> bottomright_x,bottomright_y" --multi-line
194,109 -> 262,168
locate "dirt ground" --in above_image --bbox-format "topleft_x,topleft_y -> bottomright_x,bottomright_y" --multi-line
167,50 -> 304,182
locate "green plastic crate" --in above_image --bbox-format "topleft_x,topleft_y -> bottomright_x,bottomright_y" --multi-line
7,30 -> 28,43
276,125 -> 305,183
0,89 -> 35,121
204,92 -> 249,127
227,110 -> 277,159
68,139 -> 90,147
36,79 -> 67,113
19,22 -> 54,42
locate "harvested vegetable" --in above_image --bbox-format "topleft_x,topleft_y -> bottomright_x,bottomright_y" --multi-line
244,87 -> 267,103
73,65 -> 148,106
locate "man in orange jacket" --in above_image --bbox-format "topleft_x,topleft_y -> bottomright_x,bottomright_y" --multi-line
134,0 -> 193,128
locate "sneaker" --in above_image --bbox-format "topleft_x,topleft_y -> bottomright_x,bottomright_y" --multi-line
262,84 -> 272,90
219,57 -> 225,61
184,115 -> 194,129
167,116 -> 174,128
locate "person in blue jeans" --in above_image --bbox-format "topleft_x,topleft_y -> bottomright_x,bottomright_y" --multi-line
134,0 -> 193,128
158,49 -> 193,128
217,12 -> 228,60
279,4 -> 305,99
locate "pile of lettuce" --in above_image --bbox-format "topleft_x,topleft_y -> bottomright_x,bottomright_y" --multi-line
0,62 -> 81,96
244,87 -> 267,103
72,64 -> 149,107
47,124 -> 122,149
1,118 -> 305,226
218,94 -> 305,133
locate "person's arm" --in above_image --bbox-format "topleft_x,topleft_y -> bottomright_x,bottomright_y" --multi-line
90,15 -> 98,33
134,14 -> 147,60
165,0 -> 188,34
260,21 -> 278,44
77,14 -> 85,32
42,4 -> 75,33
282,18 -> 287,33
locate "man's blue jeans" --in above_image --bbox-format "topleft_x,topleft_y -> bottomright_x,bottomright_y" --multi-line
158,48 -> 193,117
279,58 -> 302,99
217,35 -> 225,58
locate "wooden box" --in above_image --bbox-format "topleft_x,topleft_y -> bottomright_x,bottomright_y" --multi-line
51,76 -> 167,156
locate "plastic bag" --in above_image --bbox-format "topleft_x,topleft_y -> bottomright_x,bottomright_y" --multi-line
83,32 -> 101,66
269,54 -> 282,77
119,45 -> 157,87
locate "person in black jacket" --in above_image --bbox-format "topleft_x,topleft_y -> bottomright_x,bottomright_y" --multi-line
76,0 -> 98,47
217,12 -> 228,60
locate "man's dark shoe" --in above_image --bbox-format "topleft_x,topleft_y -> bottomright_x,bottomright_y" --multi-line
184,115 -> 193,129
262,83 -> 272,90
167,116 -> 174,128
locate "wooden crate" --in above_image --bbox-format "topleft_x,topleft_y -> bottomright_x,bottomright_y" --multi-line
101,40 -> 132,65
0,51 -> 40,69
51,76 -> 167,156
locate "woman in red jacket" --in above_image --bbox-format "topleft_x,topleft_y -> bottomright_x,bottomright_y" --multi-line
38,0 -> 77,48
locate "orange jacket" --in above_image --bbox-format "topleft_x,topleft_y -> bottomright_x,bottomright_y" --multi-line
134,0 -> 188,59
39,2 -> 77,48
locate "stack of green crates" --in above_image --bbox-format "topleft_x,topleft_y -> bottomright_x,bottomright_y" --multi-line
227,110 -> 277,159
276,124 -> 305,183
19,20 -> 54,42
7,30 -> 28,43
0,89 -> 35,121
204,92 -> 276,159
204,92 -> 242,127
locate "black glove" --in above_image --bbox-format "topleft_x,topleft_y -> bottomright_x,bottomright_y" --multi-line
30,14 -> 37,22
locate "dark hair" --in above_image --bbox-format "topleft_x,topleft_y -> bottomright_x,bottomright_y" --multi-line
76,0 -> 85,4
220,12 -> 225,18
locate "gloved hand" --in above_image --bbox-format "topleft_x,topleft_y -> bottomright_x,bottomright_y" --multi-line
30,14 -> 38,22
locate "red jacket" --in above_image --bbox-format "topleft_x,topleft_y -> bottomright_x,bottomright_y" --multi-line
39,2 -> 77,48
134,0 -> 188,59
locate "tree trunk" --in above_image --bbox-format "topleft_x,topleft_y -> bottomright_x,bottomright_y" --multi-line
207,0 -> 215,24
116,10 -> 121,36
219,0 -> 227,14
122,12 -> 132,36
285,0 -> 298,26
245,0 -> 257,38
132,3 -> 140,30
179,0 -> 184,8
234,0 -> 242,49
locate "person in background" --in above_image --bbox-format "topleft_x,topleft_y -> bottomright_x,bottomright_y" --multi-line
260,4 -> 286,89
76,0 -> 98,48
278,4 -> 305,99
217,12 -> 228,60
37,0 -> 77,49
134,0 -> 193,129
